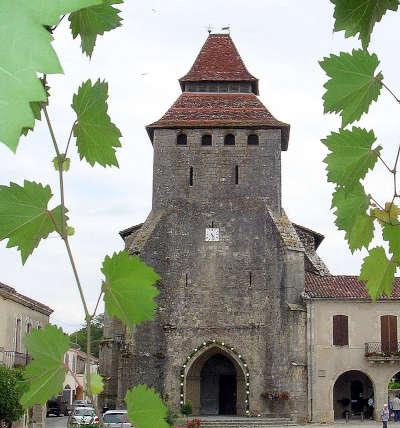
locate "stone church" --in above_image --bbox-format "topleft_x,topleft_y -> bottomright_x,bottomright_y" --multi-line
99,34 -> 400,424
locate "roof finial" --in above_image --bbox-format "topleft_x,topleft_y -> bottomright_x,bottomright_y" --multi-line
206,24 -> 213,34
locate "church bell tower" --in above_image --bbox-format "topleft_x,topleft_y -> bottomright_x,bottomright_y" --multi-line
101,33 -> 309,422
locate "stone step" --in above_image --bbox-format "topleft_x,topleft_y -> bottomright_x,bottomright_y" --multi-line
199,417 -> 296,428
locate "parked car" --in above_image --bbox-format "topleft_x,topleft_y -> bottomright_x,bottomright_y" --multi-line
102,410 -> 131,428
69,400 -> 94,414
68,407 -> 99,426
46,396 -> 68,417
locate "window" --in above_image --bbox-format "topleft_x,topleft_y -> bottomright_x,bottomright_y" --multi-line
381,315 -> 397,353
176,133 -> 187,146
189,166 -> 193,187
333,315 -> 348,346
15,319 -> 21,352
201,134 -> 212,146
235,165 -> 239,185
224,134 -> 235,146
247,134 -> 259,145
26,322 -> 32,335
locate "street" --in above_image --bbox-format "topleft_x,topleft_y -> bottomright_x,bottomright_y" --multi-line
46,416 -> 68,427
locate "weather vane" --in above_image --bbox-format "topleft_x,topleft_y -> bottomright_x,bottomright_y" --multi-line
205,25 -> 230,34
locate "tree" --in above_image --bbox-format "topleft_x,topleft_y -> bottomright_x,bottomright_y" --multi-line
70,314 -> 104,358
0,366 -> 24,428
320,0 -> 400,299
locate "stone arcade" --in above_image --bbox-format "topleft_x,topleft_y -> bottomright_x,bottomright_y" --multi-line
99,34 -> 400,423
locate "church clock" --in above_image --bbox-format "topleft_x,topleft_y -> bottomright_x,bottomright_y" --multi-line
205,227 -> 220,242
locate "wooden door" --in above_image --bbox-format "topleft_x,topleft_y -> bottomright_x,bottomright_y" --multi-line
381,315 -> 397,353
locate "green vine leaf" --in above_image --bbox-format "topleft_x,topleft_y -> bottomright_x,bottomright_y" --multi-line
323,127 -> 380,188
331,0 -> 400,49
359,247 -> 397,300
101,251 -> 160,325
332,183 -> 374,251
72,79 -> 122,167
0,181 -> 68,264
320,49 -> 383,128
371,202 -> 400,226
383,224 -> 400,263
53,155 -> 71,172
125,385 -> 168,428
0,0 -> 101,152
69,0 -> 123,58
21,325 -> 69,408
88,373 -> 104,396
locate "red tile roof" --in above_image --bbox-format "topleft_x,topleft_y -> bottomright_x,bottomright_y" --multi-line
179,34 -> 258,93
146,92 -> 290,150
305,273 -> 400,300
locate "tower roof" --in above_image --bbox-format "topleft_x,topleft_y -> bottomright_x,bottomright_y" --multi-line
179,34 -> 259,94
146,92 -> 289,150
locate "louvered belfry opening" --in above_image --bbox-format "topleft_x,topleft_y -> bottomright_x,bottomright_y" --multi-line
333,315 -> 348,346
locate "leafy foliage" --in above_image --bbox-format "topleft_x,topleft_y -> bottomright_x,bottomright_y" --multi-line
323,127 -> 381,188
53,155 -> 71,172
320,49 -> 383,128
88,373 -> 104,395
70,314 -> 104,357
125,385 -> 169,428
0,0 -> 101,152
0,366 -> 25,425
371,202 -> 400,226
102,251 -> 160,325
332,184 -> 374,251
0,181 -> 67,264
331,0 -> 400,49
383,224 -> 400,262
72,79 -> 122,167
21,325 -> 70,408
69,0 -> 123,57
359,247 -> 396,300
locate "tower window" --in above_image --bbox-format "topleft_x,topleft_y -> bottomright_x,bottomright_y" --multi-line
177,133 -> 187,146
224,134 -> 235,146
235,165 -> 239,185
201,134 -> 212,146
189,166 -> 193,186
247,134 -> 259,145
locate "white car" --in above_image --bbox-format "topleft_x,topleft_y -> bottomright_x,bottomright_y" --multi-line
102,410 -> 131,428
68,407 -> 99,426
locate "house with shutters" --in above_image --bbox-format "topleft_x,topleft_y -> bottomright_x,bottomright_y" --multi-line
304,274 -> 400,423
99,32 -> 400,425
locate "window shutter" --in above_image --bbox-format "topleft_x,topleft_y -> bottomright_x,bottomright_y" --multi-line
333,315 -> 348,346
381,315 -> 398,353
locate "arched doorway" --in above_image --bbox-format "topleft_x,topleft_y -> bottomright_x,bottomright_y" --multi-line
184,345 -> 247,416
388,370 -> 400,419
333,370 -> 374,420
200,354 -> 236,415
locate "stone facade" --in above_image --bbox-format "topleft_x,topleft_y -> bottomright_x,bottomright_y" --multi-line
99,33 -> 313,422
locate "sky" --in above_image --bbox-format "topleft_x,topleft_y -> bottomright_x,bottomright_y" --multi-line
1,1 -> 399,332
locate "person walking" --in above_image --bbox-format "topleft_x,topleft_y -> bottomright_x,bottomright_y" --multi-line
368,396 -> 374,420
393,396 -> 400,422
382,403 -> 390,428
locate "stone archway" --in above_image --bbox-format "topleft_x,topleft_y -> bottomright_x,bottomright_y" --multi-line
333,370 -> 374,420
183,344 -> 247,416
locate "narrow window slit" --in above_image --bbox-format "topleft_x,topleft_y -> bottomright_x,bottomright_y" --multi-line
189,166 -> 193,186
235,165 -> 239,185
249,272 -> 252,287
185,273 -> 188,287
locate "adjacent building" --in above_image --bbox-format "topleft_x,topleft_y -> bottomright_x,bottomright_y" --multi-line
0,281 -> 52,368
0,280 -> 52,428
62,345 -> 99,405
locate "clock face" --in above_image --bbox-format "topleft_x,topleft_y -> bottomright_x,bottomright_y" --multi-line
205,228 -> 220,242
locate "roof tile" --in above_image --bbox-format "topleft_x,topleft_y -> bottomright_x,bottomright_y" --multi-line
179,34 -> 257,85
305,273 -> 400,300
